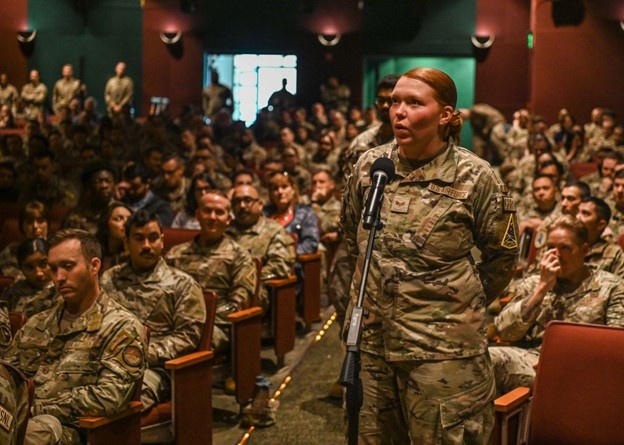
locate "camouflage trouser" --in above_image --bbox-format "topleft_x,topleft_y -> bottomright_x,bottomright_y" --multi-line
24,414 -> 80,445
327,240 -> 353,328
357,351 -> 495,445
141,367 -> 172,411
489,346 -> 539,396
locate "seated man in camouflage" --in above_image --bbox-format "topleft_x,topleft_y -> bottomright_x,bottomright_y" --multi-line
576,197 -> 624,277
3,229 -> 146,444
226,184 -> 295,311
165,190 -> 256,352
100,210 -> 206,411
489,216 -> 624,396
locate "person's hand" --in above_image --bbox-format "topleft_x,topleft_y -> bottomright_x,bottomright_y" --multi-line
538,248 -> 560,291
599,176 -> 613,194
320,232 -> 339,243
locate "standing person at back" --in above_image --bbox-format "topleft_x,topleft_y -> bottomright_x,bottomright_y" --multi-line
52,64 -> 82,116
104,61 -> 133,118
268,78 -> 296,117
202,70 -> 233,123
342,67 -> 518,444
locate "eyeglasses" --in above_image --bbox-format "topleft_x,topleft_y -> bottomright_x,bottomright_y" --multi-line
231,196 -> 259,206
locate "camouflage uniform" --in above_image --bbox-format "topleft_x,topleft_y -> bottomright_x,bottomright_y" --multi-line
101,258 -> 206,409
0,304 -> 12,356
21,82 -> 47,120
62,198 -> 117,235
605,196 -> 624,239
342,141 -> 519,444
0,280 -> 59,318
52,78 -> 81,115
586,238 -> 624,276
579,170 -> 607,198
0,83 -> 19,109
165,236 -> 256,352
152,176 -> 190,214
104,75 -> 133,117
341,122 -> 388,178
0,244 -> 22,280
312,195 -> 342,302
491,270 -> 624,395
0,361 -> 30,445
3,291 -> 146,444
19,176 -> 79,209
332,123 -> 395,325
226,217 -> 295,309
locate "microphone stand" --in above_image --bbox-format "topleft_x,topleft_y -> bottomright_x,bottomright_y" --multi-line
339,205 -> 382,445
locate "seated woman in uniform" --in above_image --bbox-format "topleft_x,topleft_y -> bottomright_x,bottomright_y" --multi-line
0,200 -> 49,279
0,237 -> 59,317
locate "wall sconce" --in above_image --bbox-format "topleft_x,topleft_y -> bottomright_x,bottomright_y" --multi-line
16,30 -> 37,43
471,34 -> 495,49
620,21 -> 624,31
159,31 -> 182,45
317,33 -> 341,47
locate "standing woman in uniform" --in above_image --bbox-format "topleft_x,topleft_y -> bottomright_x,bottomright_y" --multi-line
341,67 -> 519,444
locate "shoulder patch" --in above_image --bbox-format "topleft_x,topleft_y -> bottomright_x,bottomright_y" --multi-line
501,214 -> 519,250
122,345 -> 144,368
534,229 -> 547,249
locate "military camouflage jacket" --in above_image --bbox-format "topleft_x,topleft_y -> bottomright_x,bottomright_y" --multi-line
495,270 -> 624,348
312,195 -> 342,236
0,280 -> 60,318
586,238 -> 624,277
101,258 -> 206,367
226,217 -> 295,281
165,236 -> 256,320
342,141 -> 519,361
3,291 -> 146,425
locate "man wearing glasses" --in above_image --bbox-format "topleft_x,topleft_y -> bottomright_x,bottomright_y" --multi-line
227,184 -> 295,310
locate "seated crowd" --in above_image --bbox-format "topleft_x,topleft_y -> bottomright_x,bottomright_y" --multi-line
1,70 -> 624,443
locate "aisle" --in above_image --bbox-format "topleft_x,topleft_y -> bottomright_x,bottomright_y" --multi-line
243,313 -> 346,444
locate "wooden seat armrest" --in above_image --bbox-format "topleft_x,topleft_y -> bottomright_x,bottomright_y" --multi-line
165,350 -> 214,370
494,387 -> 531,413
297,252 -> 322,262
78,401 -> 143,428
226,306 -> 262,323
265,275 -> 297,288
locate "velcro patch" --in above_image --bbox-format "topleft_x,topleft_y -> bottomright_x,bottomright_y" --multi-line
503,197 -> 516,213
0,404 -> 14,432
390,195 -> 410,213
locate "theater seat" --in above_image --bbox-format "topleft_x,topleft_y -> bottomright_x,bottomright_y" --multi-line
492,321 -> 624,445
140,291 -> 217,444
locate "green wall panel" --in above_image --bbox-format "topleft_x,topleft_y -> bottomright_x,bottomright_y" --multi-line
28,0 -> 143,116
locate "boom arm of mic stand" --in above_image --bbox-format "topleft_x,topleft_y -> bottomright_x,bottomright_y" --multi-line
339,210 -> 381,445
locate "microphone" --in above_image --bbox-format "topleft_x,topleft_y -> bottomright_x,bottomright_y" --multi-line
362,157 -> 395,230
